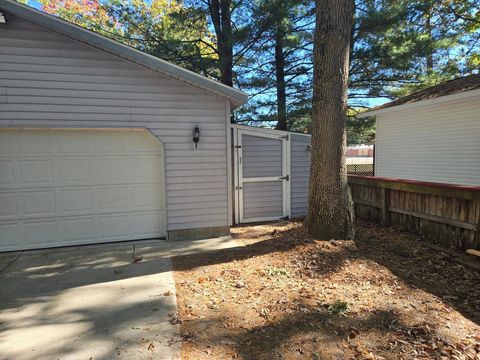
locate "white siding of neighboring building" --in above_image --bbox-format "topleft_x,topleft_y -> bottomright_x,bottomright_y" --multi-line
0,14 -> 230,233
375,95 -> 480,186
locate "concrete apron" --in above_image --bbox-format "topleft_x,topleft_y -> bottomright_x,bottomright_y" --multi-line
0,236 -> 238,360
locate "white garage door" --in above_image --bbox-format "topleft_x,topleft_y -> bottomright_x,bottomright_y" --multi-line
0,128 -> 166,252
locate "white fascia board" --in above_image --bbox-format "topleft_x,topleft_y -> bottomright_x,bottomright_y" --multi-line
230,124 -> 311,139
356,88 -> 480,118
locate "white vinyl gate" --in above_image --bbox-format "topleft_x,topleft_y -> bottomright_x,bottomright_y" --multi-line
233,126 -> 291,223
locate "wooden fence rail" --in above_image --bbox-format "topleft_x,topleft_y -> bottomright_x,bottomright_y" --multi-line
348,175 -> 480,250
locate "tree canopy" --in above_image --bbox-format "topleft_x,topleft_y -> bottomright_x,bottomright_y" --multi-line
34,0 -> 480,143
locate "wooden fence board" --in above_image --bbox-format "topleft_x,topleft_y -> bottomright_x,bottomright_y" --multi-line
348,175 -> 480,250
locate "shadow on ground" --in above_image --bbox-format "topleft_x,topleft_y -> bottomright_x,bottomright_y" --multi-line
175,221 -> 479,325
0,241 -> 181,360
172,220 -> 480,358
182,306 -> 445,359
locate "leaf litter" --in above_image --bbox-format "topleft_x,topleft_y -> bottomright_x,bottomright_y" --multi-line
172,220 -> 480,359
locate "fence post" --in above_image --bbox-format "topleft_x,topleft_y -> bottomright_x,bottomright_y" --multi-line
372,144 -> 375,176
380,187 -> 390,227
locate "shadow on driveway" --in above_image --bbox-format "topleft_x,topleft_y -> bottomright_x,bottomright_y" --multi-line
0,239 -> 201,360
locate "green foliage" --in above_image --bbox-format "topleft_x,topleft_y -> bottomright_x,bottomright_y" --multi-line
108,0 -> 218,76
347,116 -> 376,145
266,266 -> 290,277
352,0 -> 480,102
235,0 -> 314,129
37,0 -> 218,75
328,301 -> 349,316
34,0 -> 480,137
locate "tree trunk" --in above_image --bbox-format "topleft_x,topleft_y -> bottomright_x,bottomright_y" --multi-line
275,28 -> 287,131
209,0 -> 233,87
425,9 -> 434,73
305,0 -> 355,239
219,0 -> 233,86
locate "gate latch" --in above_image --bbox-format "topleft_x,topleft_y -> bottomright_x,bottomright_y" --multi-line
279,175 -> 289,181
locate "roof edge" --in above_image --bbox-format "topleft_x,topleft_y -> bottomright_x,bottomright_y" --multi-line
230,123 -> 311,137
357,87 -> 480,118
0,0 -> 248,108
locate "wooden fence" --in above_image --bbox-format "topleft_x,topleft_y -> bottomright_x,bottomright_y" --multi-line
348,175 -> 480,250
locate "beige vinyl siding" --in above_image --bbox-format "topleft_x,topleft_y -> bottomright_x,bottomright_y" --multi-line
0,14 -> 230,232
290,133 -> 311,217
375,95 -> 480,186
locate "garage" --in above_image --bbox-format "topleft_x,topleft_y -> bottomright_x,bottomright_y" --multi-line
0,128 -> 165,251
0,1 -> 250,250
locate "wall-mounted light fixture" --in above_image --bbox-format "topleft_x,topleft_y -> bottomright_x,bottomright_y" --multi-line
0,12 -> 6,25
306,145 -> 311,151
193,126 -> 200,148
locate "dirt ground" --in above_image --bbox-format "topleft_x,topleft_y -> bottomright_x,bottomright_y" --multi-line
172,221 -> 480,359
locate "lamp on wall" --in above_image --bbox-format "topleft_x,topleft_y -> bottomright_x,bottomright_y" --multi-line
193,126 -> 200,148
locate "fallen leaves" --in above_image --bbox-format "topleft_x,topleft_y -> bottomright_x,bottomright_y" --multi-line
168,313 -> 182,325
327,301 -> 349,316
172,221 -> 480,360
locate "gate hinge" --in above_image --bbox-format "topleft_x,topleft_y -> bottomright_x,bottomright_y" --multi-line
279,134 -> 289,140
279,175 -> 289,181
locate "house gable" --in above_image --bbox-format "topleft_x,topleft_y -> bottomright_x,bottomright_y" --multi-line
0,12 -> 232,234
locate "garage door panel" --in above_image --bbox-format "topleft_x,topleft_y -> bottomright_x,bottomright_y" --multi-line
0,192 -> 17,218
129,184 -> 164,211
92,158 -> 126,183
59,188 -> 93,213
62,217 -> 95,242
24,220 -> 58,245
0,223 -> 19,249
0,129 -> 166,251
130,211 -> 165,239
56,131 -> 91,153
16,131 -> 54,154
21,190 -> 56,216
126,132 -> 162,153
97,214 -> 131,239
19,160 -> 54,184
0,132 -> 13,153
0,161 -> 15,184
128,156 -> 163,182
57,159 -> 91,182
92,132 -> 126,153
95,186 -> 129,211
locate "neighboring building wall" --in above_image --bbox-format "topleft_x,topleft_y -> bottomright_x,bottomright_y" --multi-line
290,133 -> 311,217
375,95 -> 480,186
0,14 -> 230,234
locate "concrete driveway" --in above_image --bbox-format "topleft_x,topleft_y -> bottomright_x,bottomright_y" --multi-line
0,237 -> 237,360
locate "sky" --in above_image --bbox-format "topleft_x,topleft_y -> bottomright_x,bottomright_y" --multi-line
26,0 -> 474,112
